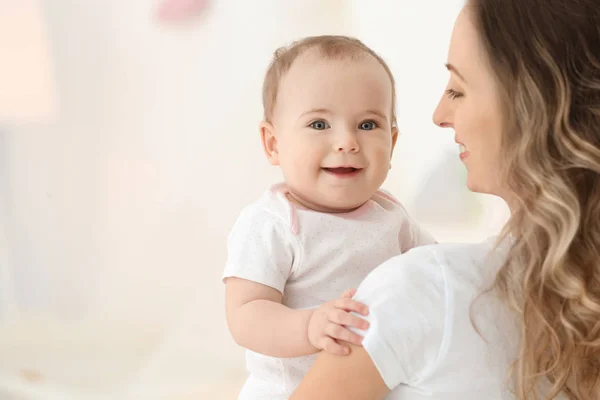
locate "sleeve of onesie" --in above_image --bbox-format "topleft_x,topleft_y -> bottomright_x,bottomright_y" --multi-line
410,221 -> 437,246
350,247 -> 447,389
376,188 -> 436,249
222,206 -> 297,294
397,212 -> 436,250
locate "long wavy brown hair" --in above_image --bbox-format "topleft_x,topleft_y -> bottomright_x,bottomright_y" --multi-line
470,0 -> 600,398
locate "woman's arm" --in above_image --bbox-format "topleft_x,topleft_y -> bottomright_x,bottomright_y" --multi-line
290,343 -> 390,400
292,247 -> 447,399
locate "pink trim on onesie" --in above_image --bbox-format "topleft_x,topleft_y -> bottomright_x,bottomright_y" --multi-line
271,184 -> 396,236
374,189 -> 402,206
271,184 -> 301,236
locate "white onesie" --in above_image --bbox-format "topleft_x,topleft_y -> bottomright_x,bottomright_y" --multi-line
223,183 -> 435,399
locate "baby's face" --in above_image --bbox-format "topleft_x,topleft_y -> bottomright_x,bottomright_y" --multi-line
266,52 -> 397,213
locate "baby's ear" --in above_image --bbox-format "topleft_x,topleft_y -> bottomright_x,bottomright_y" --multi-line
391,126 -> 399,153
260,121 -> 280,166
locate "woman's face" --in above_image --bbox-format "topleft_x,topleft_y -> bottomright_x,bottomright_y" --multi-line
433,7 -> 506,198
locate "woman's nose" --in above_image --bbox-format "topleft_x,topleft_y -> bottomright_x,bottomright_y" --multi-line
433,96 -> 454,128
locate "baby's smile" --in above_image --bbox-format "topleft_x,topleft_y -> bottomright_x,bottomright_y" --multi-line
322,166 -> 363,178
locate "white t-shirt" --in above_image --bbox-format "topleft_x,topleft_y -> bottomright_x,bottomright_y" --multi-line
223,183 -> 435,400
351,238 -> 525,400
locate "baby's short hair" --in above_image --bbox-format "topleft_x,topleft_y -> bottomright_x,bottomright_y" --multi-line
262,35 -> 397,127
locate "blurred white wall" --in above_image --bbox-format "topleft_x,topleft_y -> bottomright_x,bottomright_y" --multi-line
0,1 -> 509,398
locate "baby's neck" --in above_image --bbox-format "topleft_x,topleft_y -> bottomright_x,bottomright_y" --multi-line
284,191 -> 364,214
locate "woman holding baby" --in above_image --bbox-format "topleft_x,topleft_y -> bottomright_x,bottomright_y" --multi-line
292,0 -> 600,399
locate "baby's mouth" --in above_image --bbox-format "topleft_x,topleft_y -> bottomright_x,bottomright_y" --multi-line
325,166 -> 358,172
322,166 -> 363,176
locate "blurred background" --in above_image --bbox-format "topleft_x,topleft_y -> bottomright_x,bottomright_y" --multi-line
0,1 -> 509,399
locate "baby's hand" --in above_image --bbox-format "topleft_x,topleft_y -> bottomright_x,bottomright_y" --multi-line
307,289 -> 370,356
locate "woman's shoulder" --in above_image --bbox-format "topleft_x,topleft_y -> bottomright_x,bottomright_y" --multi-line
357,238 -> 507,297
352,238 -> 510,389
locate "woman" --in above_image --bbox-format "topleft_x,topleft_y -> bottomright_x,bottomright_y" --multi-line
291,0 -> 600,399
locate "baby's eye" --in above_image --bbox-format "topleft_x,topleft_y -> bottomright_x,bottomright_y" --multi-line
359,120 -> 378,130
309,120 -> 330,130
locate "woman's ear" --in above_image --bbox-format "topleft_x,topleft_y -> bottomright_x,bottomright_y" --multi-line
260,121 -> 280,165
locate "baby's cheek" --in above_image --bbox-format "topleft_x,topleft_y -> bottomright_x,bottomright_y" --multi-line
373,145 -> 393,166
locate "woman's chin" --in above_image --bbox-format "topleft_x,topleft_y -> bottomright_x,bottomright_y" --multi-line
465,174 -> 478,193
466,174 -> 486,195
466,175 -> 500,197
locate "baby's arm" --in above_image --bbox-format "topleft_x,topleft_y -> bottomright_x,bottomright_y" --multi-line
225,277 -> 315,357
226,278 -> 369,358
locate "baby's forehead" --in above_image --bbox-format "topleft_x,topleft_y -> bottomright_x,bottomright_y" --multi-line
276,69 -> 393,119
282,53 -> 390,91
288,48 -> 370,73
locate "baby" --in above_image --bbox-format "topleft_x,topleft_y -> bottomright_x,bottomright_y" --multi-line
223,35 -> 435,399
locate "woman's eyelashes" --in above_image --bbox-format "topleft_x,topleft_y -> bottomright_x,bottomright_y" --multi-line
446,88 -> 464,99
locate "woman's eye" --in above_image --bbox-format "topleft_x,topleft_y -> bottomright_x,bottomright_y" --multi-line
309,120 -> 330,130
359,120 -> 377,130
446,88 -> 464,100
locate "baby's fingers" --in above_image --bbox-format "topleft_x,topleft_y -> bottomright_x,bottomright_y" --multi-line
325,323 -> 364,346
329,309 -> 369,330
334,297 -> 369,316
321,336 -> 350,355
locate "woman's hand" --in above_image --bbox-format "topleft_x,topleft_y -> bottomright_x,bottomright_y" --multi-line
307,289 -> 370,355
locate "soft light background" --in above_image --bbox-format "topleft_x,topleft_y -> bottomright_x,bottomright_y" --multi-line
0,1 -> 509,399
